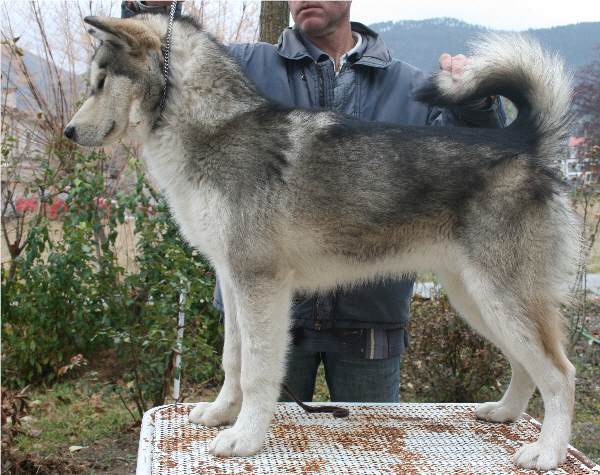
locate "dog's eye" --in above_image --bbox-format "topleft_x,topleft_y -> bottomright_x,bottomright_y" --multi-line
97,76 -> 105,91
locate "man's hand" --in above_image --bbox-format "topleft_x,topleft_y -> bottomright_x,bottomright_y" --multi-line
439,52 -> 494,109
439,53 -> 469,82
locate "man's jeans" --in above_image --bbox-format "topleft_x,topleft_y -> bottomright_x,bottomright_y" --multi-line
279,344 -> 401,403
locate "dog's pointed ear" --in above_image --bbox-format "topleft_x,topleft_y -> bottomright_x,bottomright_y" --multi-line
84,16 -> 160,54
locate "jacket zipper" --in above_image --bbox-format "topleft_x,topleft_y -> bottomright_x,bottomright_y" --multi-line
315,61 -> 325,108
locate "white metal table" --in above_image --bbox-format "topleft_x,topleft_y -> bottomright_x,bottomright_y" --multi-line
136,402 -> 600,475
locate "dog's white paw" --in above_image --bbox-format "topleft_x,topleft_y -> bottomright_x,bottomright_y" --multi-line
474,401 -> 522,423
209,428 -> 264,456
189,401 -> 240,427
513,441 -> 566,471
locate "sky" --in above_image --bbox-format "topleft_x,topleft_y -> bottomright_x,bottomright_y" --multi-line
3,1 -> 599,33
349,0 -> 600,31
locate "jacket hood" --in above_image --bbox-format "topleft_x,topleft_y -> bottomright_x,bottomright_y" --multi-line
276,22 -> 393,68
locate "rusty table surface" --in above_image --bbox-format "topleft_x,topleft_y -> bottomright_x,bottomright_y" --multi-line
136,402 -> 599,475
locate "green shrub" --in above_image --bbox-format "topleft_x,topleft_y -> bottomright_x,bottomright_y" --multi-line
95,164 -> 223,416
2,145 -> 117,385
2,137 -> 222,415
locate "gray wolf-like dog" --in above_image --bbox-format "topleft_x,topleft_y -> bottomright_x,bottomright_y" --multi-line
65,14 -> 580,471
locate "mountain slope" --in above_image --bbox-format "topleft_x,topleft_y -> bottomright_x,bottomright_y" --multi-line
368,18 -> 600,73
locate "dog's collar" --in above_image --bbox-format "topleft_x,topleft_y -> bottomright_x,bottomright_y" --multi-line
159,1 -> 178,115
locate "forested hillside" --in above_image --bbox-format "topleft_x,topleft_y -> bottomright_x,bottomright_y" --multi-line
369,18 -> 600,73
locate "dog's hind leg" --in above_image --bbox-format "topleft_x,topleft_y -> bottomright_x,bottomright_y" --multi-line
208,271 -> 294,457
474,359 -> 536,423
507,306 -> 575,471
189,276 -> 243,426
436,270 -> 536,423
438,267 -> 574,470
441,267 -> 574,471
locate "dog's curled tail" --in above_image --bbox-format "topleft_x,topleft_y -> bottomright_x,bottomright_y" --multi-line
414,32 -> 573,158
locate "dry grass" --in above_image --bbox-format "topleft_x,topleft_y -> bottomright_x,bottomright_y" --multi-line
588,236 -> 600,273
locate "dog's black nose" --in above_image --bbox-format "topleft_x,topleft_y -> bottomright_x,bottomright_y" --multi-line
64,125 -> 75,140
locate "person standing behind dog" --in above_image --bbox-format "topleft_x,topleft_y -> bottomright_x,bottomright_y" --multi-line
122,1 -> 506,403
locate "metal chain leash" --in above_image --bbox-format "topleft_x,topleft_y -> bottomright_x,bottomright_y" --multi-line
159,1 -> 178,115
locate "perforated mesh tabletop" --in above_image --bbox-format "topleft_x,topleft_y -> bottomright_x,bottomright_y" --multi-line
136,402 -> 599,475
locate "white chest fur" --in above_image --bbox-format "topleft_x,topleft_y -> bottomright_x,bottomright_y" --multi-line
143,139 -> 228,265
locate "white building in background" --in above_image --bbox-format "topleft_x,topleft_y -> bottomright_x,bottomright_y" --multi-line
559,136 -> 598,186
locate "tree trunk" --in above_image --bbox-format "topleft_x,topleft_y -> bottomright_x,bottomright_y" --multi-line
259,1 -> 290,45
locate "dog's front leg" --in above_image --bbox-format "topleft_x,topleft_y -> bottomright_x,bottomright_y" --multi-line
208,273 -> 293,457
189,276 -> 243,426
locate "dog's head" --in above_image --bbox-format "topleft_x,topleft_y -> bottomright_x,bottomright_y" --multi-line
64,16 -> 165,146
